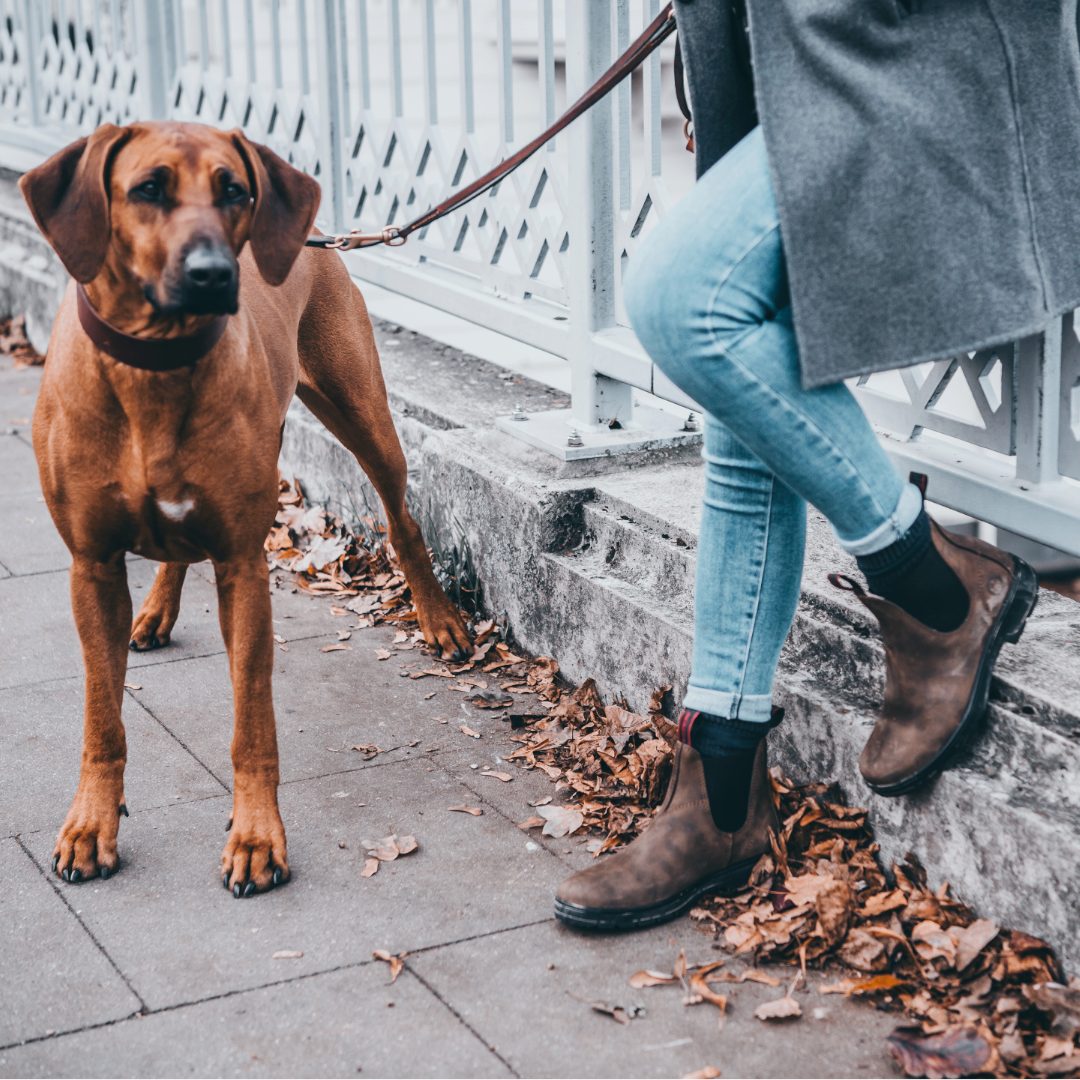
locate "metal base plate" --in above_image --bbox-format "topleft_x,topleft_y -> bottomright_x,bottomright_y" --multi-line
496,405 -> 703,461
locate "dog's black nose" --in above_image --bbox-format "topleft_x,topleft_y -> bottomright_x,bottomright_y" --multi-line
183,245 -> 237,293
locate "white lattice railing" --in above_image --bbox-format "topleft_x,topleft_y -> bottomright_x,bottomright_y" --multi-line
0,0 -> 1078,556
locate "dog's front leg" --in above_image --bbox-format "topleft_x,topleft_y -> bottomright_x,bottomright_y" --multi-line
54,554 -> 132,882
214,555 -> 288,896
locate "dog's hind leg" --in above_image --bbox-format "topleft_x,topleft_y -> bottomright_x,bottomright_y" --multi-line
53,553 -> 131,882
130,562 -> 187,650
295,283 -> 472,660
215,554 -> 288,896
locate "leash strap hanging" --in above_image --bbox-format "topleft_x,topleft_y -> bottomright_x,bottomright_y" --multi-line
307,2 -> 677,252
672,36 -> 693,153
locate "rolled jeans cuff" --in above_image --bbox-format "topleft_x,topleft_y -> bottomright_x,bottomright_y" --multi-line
836,482 -> 923,558
682,686 -> 776,724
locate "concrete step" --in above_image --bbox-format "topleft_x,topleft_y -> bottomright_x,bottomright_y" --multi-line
281,342 -> 1080,971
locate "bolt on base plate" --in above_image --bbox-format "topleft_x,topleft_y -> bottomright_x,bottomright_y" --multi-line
495,405 -> 704,461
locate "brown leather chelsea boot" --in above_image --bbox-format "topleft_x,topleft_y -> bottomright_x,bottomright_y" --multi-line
832,520 -> 1038,797
553,738 -> 776,931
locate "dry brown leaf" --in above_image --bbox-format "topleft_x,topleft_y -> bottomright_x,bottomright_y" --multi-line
480,770 -> 513,782
361,857 -> 379,878
536,804 -> 584,838
629,970 -> 676,988
447,804 -> 483,816
954,918 -> 999,972
271,949 -> 303,959
320,642 -> 351,653
754,995 -> 802,1021
459,724 -> 482,739
682,1069 -> 721,1079
886,1025 -> 996,1079
372,949 -> 406,983
468,690 -> 514,709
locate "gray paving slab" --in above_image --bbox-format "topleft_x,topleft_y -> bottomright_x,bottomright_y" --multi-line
0,365 -> 38,432
0,838 -> 141,1048
129,620 -> 527,787
409,919 -> 902,1080
0,561 -> 355,692
0,964 -> 509,1079
0,562 -> 224,691
0,676 -> 226,839
0,428 -> 39,495
24,761 -> 565,1011
0,489 -> 70,574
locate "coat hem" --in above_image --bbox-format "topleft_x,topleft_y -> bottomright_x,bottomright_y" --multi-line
799,302 -> 1074,391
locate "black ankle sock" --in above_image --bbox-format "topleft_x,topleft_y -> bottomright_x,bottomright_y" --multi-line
679,709 -> 763,833
855,509 -> 969,632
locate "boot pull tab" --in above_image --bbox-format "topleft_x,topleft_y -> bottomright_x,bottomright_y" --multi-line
828,572 -> 867,597
908,471 -> 929,497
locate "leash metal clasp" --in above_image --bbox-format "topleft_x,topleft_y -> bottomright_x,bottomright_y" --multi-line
332,226 -> 406,251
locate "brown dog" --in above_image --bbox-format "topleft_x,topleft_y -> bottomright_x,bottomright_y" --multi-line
20,121 -> 472,896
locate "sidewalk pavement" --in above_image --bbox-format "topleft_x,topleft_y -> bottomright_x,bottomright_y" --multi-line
0,357 -> 901,1079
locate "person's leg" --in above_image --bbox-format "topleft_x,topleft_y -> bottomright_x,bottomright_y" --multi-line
683,416 -> 804,829
625,127 -> 967,635
623,124 -> 1034,808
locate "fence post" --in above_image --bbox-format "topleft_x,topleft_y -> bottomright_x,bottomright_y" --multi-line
314,0 -> 346,233
134,0 -> 171,119
565,1 -> 633,429
1015,320 -> 1063,486
18,0 -> 43,126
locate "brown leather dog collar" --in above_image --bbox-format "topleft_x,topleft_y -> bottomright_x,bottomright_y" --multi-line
76,284 -> 228,371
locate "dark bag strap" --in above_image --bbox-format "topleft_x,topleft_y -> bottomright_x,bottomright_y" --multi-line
673,35 -> 694,153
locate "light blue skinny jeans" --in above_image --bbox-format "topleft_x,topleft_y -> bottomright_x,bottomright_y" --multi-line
624,127 -> 921,726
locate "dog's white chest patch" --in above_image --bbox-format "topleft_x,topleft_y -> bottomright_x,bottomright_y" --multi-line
157,497 -> 196,522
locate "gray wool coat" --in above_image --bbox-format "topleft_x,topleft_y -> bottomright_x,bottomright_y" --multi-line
673,0 -> 1080,388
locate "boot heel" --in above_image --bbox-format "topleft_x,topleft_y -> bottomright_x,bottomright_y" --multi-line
1001,557 -> 1039,644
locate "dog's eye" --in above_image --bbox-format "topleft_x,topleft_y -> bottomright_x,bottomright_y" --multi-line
133,180 -> 163,202
223,182 -> 248,204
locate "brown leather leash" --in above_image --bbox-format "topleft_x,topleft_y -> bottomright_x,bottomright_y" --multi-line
306,3 -> 678,252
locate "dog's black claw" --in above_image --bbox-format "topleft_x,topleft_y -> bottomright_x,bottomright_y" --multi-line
129,639 -> 137,650
119,803 -> 129,817
244,881 -> 255,897
225,817 -> 233,833
222,874 -> 230,889
70,868 -> 82,883
61,868 -> 70,882
149,635 -> 159,649
51,855 -> 59,872
99,865 -> 110,881
272,868 -> 283,886
233,882 -> 242,899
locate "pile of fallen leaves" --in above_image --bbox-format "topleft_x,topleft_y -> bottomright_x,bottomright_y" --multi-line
269,479 -> 1079,1078
506,675 -> 676,850
682,775 -> 1080,1078
0,315 -> 42,367
265,477 -> 416,623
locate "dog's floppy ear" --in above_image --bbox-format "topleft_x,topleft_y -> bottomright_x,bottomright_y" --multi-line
231,132 -> 321,286
18,124 -> 132,283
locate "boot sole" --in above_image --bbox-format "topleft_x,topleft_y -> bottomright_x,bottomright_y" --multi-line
553,856 -> 760,932
868,554 -> 1039,798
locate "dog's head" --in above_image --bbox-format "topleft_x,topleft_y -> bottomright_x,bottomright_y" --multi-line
19,122 -> 321,316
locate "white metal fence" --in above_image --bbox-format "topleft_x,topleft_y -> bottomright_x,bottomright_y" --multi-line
1,0 -> 1078,555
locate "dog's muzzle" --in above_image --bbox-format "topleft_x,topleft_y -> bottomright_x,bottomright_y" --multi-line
179,242 -> 239,314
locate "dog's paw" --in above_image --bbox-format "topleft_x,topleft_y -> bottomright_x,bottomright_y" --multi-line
221,801 -> 289,898
52,790 -> 125,883
416,598 -> 473,663
130,605 -> 173,651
